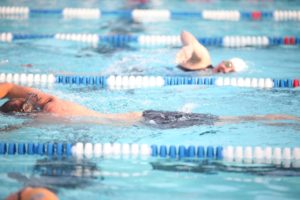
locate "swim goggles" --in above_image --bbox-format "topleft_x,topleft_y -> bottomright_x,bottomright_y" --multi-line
223,61 -> 233,69
20,93 -> 40,113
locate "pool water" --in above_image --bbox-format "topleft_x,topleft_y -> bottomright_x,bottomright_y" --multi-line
1,0 -> 300,199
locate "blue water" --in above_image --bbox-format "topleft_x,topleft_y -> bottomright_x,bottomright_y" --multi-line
1,0 -> 300,199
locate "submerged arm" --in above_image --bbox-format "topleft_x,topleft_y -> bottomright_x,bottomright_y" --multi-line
0,120 -> 36,133
218,114 -> 300,125
79,112 -> 144,126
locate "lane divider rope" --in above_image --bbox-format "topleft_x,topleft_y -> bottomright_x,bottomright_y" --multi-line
1,7 -> 300,21
0,142 -> 299,168
0,73 -> 299,89
1,32 -> 300,47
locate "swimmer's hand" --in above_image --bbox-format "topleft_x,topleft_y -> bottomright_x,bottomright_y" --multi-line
175,45 -> 194,66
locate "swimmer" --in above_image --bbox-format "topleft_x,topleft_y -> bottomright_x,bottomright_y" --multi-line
1,83 -> 299,129
176,31 -> 248,73
5,187 -> 58,200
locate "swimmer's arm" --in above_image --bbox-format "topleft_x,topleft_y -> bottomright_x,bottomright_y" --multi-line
0,121 -> 33,133
217,114 -> 300,125
0,82 -> 12,99
180,31 -> 211,68
180,31 -> 202,46
0,82 -> 55,106
92,112 -> 143,126
67,112 -> 144,127
181,31 -> 210,56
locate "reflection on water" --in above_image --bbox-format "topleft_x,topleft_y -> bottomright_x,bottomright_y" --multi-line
7,157 -> 102,192
151,159 -> 300,177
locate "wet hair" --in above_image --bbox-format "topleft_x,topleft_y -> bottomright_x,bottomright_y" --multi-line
0,93 -> 41,114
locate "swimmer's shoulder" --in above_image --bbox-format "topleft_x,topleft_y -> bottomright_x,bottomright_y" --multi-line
41,97 -> 60,113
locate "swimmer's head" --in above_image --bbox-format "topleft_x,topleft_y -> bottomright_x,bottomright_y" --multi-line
5,187 -> 58,200
214,58 -> 248,73
0,93 -> 40,114
0,98 -> 26,113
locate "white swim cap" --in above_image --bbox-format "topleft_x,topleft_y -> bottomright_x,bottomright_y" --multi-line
230,57 -> 248,72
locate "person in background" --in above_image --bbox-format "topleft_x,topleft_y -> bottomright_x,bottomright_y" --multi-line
5,187 -> 58,200
176,31 -> 248,73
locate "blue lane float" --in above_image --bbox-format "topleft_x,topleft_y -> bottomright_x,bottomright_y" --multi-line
1,32 -> 300,48
0,142 -> 299,167
0,73 -> 299,89
0,142 -> 72,157
0,7 -> 299,21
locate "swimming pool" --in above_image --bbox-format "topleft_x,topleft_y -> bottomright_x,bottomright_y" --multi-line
1,0 -> 300,199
